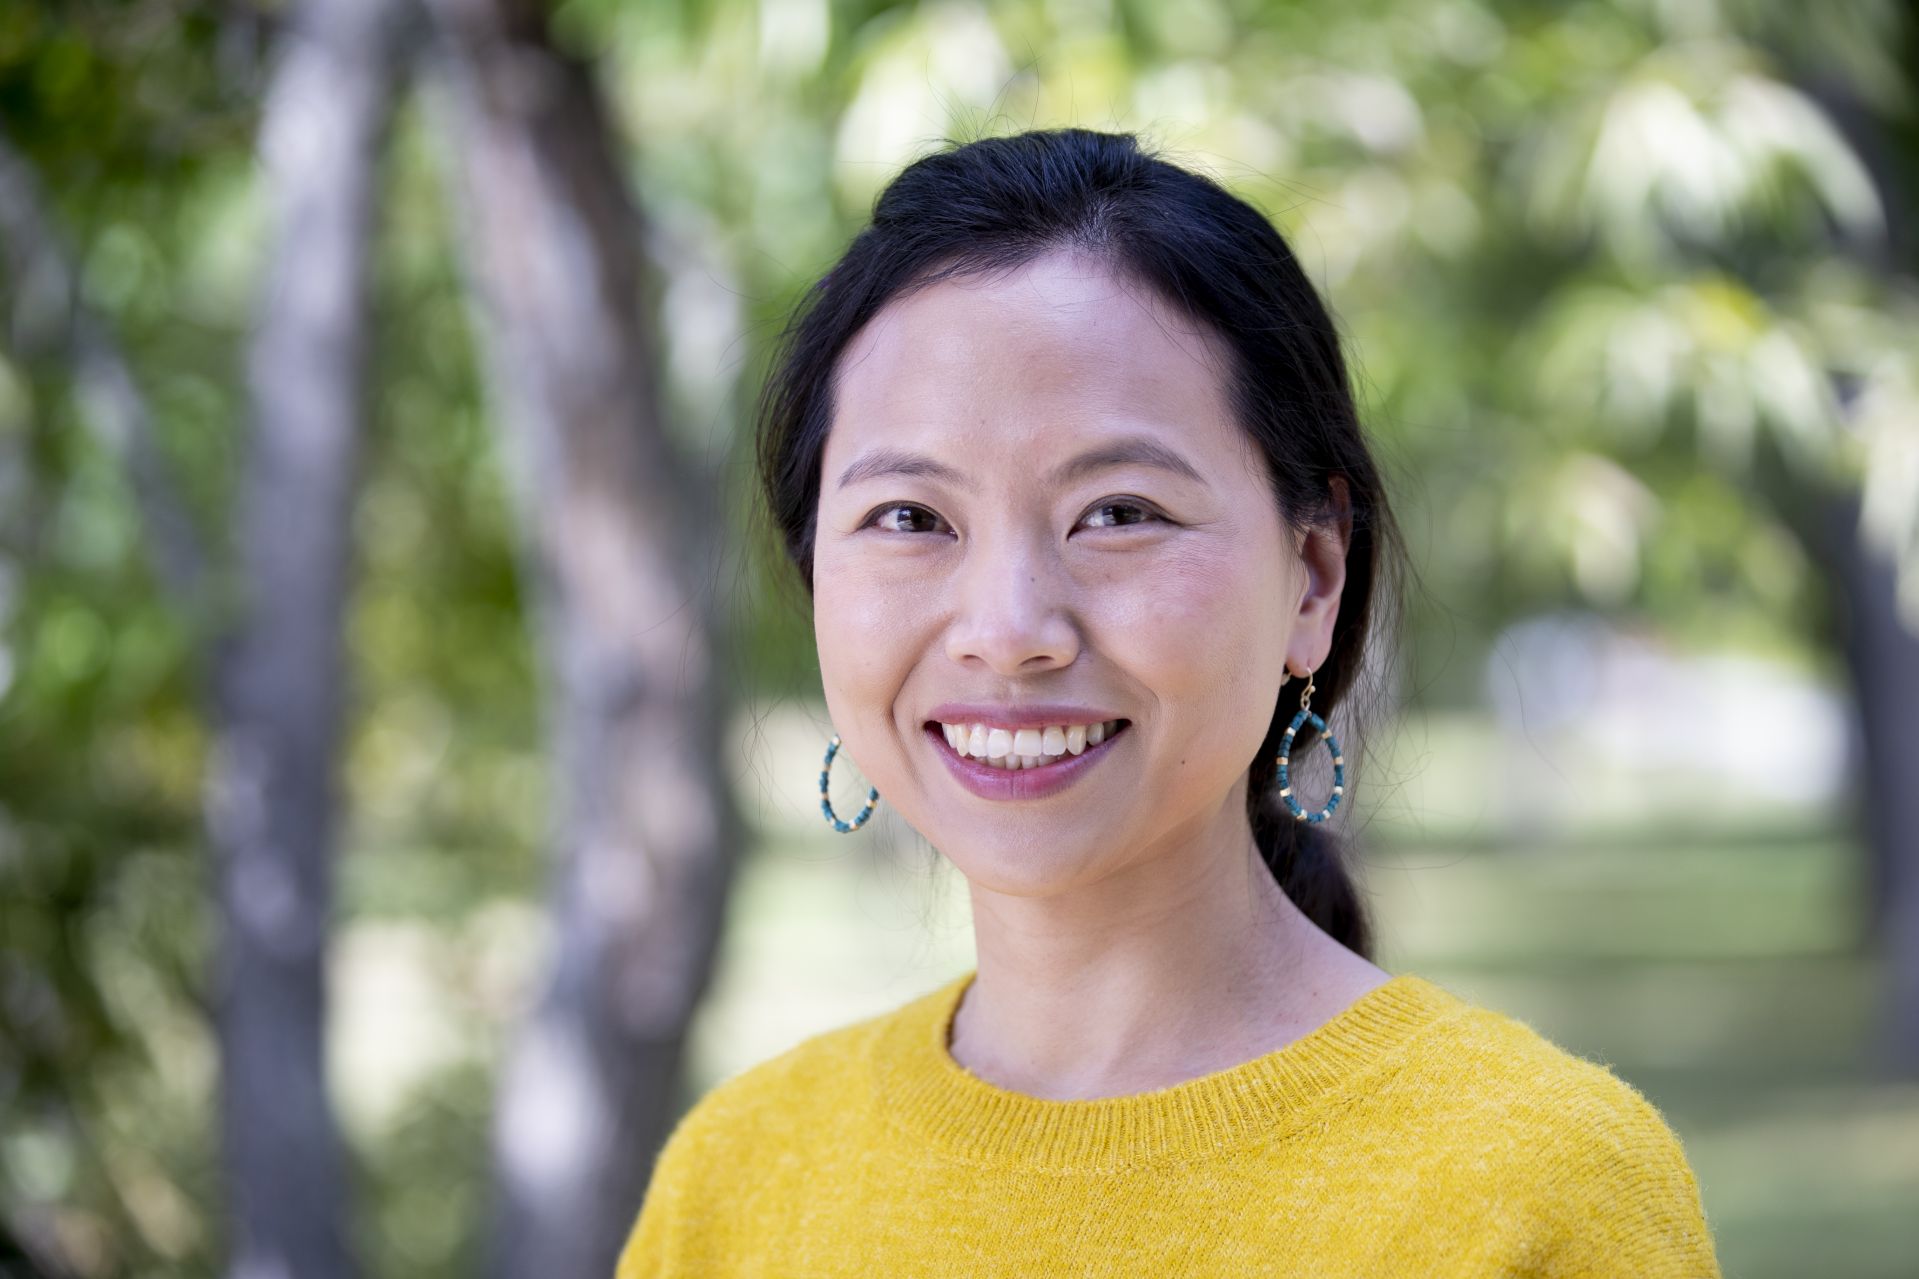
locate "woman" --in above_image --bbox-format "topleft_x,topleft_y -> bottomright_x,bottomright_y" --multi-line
617,128 -> 1722,1277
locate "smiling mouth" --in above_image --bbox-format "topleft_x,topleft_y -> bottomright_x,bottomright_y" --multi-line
922,719 -> 1132,770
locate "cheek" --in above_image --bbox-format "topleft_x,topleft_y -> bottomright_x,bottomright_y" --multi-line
813,549 -> 876,705
1103,543 -> 1290,767
812,544 -> 926,728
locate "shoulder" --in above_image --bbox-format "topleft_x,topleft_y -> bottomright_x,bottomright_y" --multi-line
616,986 -> 933,1278
1388,981 -> 1721,1275
649,978 -> 945,1164
1417,995 -> 1700,1167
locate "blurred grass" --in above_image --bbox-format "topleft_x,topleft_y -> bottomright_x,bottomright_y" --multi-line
687,821 -> 1916,1279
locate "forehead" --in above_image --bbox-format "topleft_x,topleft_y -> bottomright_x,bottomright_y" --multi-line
826,251 -> 1245,474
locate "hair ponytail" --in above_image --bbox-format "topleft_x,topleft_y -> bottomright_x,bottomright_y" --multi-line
1248,767 -> 1376,962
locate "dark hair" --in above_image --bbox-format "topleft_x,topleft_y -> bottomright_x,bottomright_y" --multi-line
754,128 -> 1404,962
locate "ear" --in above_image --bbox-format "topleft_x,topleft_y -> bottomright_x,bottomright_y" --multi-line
1287,475 -> 1352,677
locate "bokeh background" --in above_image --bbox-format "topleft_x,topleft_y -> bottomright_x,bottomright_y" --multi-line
3,0 -> 1917,1276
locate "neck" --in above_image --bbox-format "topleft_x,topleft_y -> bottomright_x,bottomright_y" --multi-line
952,803 -> 1379,1101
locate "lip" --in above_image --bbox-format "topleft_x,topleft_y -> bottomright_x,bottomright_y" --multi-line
924,719 -> 1131,801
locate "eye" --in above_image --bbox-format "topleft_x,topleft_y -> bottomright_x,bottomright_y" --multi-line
861,502 -> 951,535
1078,499 -> 1166,531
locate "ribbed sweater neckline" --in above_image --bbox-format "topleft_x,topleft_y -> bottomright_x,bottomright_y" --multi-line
873,968 -> 1465,1171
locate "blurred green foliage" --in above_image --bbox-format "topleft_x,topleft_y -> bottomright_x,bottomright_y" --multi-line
1,0 -> 1914,1274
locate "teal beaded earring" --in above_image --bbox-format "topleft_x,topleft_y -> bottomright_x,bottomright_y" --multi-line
819,733 -> 880,833
1275,666 -> 1344,824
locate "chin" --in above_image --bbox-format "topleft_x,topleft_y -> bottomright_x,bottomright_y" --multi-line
938,833 -> 1116,897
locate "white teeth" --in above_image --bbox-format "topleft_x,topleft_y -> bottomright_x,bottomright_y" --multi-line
937,718 -> 1124,767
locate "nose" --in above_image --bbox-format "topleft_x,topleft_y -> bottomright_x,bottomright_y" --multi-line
943,531 -> 1081,675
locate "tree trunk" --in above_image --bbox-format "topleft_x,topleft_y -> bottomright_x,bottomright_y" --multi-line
1789,55 -> 1919,1073
1820,490 -> 1919,1069
202,1 -> 408,1275
420,3 -> 744,1276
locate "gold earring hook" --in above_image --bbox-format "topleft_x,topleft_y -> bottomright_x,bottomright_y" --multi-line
1297,666 -> 1316,713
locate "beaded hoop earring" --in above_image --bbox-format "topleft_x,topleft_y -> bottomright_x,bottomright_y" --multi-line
818,733 -> 880,833
1274,668 -> 1345,824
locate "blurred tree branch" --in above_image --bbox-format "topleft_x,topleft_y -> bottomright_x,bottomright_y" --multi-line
0,130 -> 211,631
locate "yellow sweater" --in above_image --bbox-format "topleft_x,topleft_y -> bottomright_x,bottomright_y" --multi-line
616,969 -> 1722,1277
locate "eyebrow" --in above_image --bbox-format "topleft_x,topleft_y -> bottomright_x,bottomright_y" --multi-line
833,435 -> 1208,491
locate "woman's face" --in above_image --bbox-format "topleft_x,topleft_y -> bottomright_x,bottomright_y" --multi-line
812,250 -> 1346,895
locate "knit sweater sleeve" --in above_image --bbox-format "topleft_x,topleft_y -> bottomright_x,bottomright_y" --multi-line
1533,1058 -> 1723,1278
613,1096 -> 721,1279
610,1014 -> 882,1279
